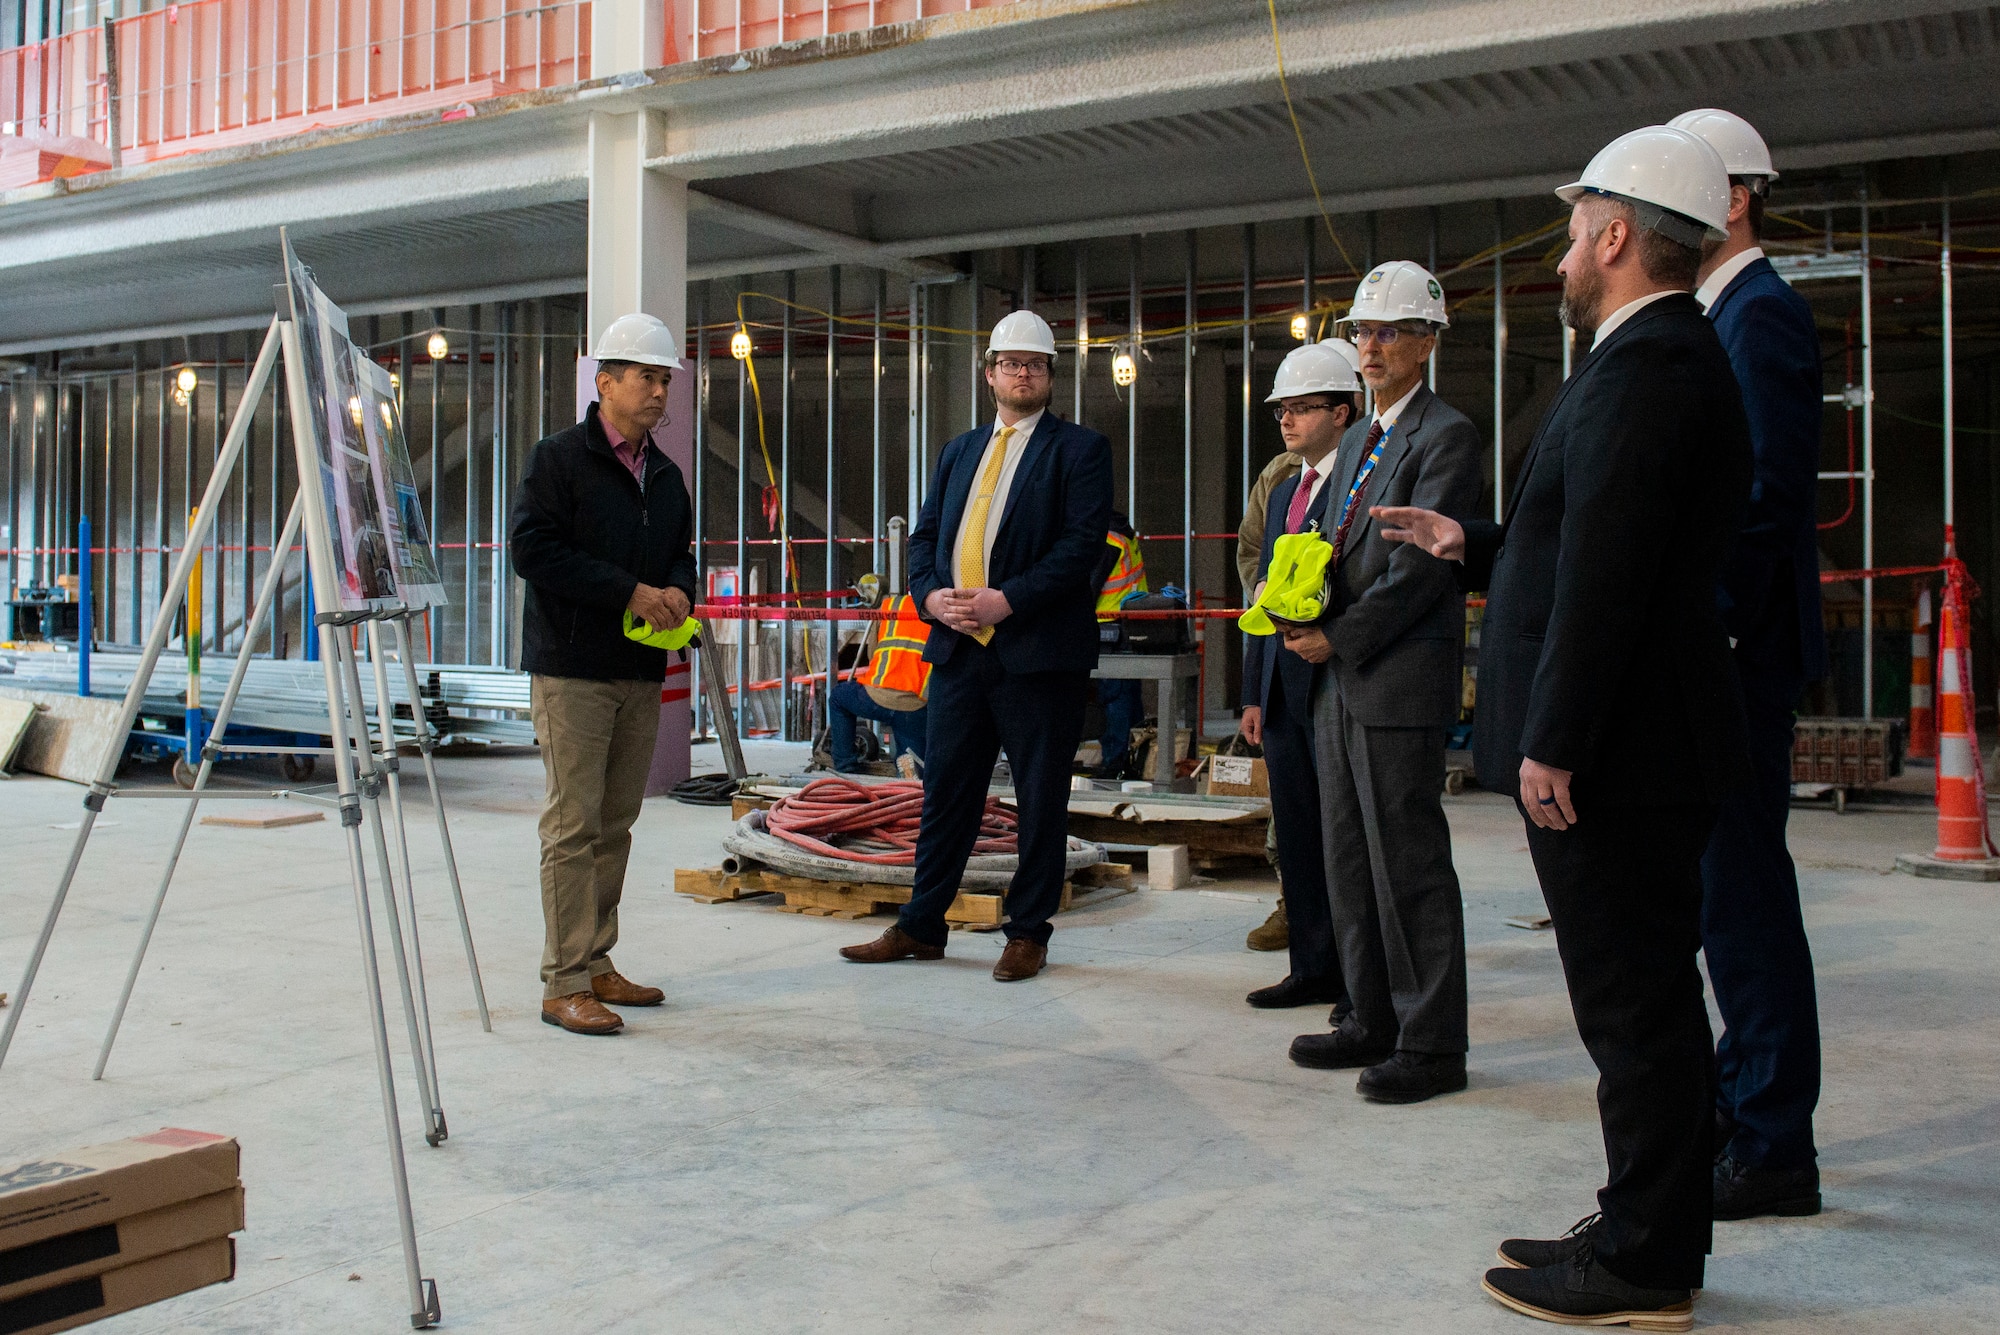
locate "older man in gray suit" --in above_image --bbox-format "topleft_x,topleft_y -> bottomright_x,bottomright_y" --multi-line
1281,261 -> 1481,1104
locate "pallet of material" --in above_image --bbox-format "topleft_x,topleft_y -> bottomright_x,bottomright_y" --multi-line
674,862 -> 1136,931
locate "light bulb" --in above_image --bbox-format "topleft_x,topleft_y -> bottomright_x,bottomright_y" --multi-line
730,325 -> 752,361
388,371 -> 401,392
171,386 -> 191,408
427,331 -> 449,361
175,366 -> 198,394
1290,312 -> 1310,341
1111,348 -> 1138,387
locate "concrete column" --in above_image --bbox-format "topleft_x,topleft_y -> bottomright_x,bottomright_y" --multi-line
585,71 -> 693,793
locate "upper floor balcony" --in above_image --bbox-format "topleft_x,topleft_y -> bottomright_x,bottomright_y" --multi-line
0,0 -> 1031,190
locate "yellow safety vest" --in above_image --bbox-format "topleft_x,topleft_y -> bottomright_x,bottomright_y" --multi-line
862,595 -> 932,697
1097,531 -> 1148,621
1239,532 -> 1333,636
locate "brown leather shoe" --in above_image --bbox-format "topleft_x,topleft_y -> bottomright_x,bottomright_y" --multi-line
592,970 -> 665,1007
839,926 -> 945,963
542,991 -> 623,1034
992,938 -> 1048,981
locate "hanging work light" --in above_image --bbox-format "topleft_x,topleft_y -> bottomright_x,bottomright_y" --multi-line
175,366 -> 198,394
171,386 -> 190,408
388,371 -> 401,392
1290,312 -> 1311,341
427,330 -> 450,361
1111,342 -> 1138,387
730,324 -> 752,360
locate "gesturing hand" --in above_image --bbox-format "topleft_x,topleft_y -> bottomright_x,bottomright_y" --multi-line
1369,505 -> 1465,561
1519,757 -> 1577,831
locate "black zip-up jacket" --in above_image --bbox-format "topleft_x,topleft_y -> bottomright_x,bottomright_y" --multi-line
509,401 -> 698,682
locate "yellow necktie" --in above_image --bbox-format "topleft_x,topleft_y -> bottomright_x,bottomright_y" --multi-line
956,426 -> 1013,645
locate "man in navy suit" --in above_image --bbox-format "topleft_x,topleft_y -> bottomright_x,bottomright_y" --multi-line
1239,342 -> 1365,1019
1674,108 -> 1828,1221
841,311 -> 1112,981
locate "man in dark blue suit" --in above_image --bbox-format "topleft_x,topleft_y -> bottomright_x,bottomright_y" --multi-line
1239,342 -> 1364,1017
1675,108 -> 1828,1221
841,311 -> 1112,981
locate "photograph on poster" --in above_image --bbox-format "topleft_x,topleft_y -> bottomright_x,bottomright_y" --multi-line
352,352 -> 449,609
283,242 -> 397,611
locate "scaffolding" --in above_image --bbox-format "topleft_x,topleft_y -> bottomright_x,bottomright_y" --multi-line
4,159 -> 1998,745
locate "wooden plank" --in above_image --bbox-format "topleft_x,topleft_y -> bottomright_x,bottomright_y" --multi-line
672,867 -> 768,903
1073,861 -> 1134,888
674,866 -> 1129,931
199,807 -> 325,829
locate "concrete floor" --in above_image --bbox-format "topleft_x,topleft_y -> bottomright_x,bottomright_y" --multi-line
1,742 -> 1995,1334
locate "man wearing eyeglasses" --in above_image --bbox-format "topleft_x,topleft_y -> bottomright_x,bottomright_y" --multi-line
1281,262 -> 1480,1105
841,311 -> 1113,982
1239,342 -> 1363,1022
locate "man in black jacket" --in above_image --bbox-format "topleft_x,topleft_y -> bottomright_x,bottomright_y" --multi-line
508,314 -> 697,1036
1374,127 -> 1750,1328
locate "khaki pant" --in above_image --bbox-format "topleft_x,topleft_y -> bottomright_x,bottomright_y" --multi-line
531,675 -> 661,999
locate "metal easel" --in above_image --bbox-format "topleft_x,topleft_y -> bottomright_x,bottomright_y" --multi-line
0,312 -> 459,1329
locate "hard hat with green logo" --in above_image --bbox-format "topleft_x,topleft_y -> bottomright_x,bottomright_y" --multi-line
622,610 -> 703,652
1335,260 -> 1449,331
1240,532 -> 1334,636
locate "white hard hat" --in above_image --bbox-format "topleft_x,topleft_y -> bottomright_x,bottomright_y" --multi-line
1667,108 -> 1778,183
1266,342 -> 1363,402
1318,337 -> 1362,380
989,309 -> 1058,359
1334,261 -> 1449,331
1556,125 -> 1732,245
591,313 -> 684,369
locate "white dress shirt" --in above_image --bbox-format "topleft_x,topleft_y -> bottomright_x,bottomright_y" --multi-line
1372,380 -> 1423,433
950,408 -> 1044,581
1591,289 -> 1679,347
1695,246 -> 1766,313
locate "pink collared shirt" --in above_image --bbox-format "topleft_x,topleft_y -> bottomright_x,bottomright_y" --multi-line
599,416 -> 655,483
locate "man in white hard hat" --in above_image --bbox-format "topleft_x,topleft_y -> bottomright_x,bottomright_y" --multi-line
1237,342 -> 1363,1021
1273,264 -> 1480,1104
508,312 -> 696,1035
1373,126 -> 1752,1327
841,310 -> 1112,981
1671,107 -> 1827,1224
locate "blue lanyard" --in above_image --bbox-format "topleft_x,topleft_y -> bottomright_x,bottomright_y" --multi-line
1333,422 -> 1393,539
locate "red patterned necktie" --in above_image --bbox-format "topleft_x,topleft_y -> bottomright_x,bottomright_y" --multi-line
1284,466 -> 1319,534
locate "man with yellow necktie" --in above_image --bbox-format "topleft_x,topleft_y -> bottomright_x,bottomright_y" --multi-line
841,311 -> 1114,980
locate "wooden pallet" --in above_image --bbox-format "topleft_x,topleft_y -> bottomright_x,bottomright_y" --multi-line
674,862 -> 1136,931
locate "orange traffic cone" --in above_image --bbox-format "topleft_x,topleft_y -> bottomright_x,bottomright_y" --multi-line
1908,588 -> 1936,763
1899,563 -> 2000,879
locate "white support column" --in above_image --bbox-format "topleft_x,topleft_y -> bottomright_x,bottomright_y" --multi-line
585,20 -> 693,789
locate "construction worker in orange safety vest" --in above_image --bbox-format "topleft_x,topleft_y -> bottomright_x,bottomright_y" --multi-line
828,592 -> 931,773
1089,512 -> 1148,778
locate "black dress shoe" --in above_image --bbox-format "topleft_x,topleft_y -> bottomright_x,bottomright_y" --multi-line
1246,974 -> 1342,1009
1357,1050 -> 1467,1104
1714,1154 -> 1821,1220
1481,1250 -> 1694,1331
1288,1026 -> 1394,1070
1497,1212 -> 1601,1269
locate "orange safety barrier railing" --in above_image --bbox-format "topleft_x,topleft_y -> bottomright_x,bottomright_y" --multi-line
3,0 -> 602,180
2,2 -> 1044,188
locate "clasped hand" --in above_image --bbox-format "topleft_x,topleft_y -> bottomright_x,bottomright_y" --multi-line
924,586 -> 1012,635
627,582 -> 690,632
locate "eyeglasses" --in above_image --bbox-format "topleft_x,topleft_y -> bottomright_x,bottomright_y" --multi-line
1271,402 -> 1338,422
1351,324 -> 1427,347
992,358 -> 1052,378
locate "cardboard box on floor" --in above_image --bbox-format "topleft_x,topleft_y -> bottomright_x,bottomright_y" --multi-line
0,1130 -> 240,1259
0,1188 -> 244,1305
0,1237 -> 236,1335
